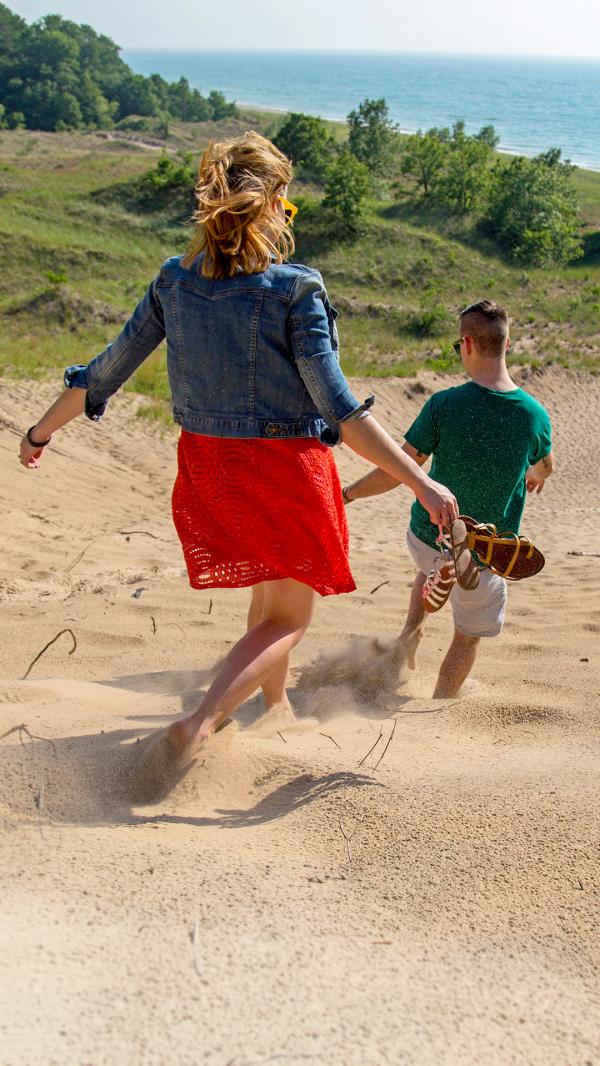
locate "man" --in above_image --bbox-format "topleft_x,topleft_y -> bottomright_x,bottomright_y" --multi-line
343,300 -> 554,698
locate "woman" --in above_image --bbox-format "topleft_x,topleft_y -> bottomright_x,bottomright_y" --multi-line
19,131 -> 457,778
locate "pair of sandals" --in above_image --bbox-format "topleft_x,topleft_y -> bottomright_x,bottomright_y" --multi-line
422,517 -> 545,614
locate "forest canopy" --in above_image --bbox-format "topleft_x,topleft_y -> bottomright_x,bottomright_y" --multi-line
0,2 -> 236,131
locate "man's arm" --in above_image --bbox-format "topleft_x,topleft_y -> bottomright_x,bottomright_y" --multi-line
343,441 -> 430,502
526,451 -> 555,494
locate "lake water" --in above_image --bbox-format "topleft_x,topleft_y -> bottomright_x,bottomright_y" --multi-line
123,50 -> 600,171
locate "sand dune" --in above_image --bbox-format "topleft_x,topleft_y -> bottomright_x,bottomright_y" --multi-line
1,367 -> 599,1065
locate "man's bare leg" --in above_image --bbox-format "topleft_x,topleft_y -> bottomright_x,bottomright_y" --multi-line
433,631 -> 480,698
391,570 -> 428,673
356,571 -> 428,698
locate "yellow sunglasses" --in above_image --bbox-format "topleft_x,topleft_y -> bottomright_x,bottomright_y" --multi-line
279,195 -> 298,224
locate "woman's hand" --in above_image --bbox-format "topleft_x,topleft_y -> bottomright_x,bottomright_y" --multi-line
416,477 -> 459,527
18,388 -> 88,469
19,432 -> 48,469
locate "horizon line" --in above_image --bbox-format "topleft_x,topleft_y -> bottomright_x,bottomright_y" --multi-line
121,47 -> 600,62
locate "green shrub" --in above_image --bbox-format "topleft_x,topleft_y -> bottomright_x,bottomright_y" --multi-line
322,148 -> 371,234
482,151 -> 582,265
275,112 -> 335,181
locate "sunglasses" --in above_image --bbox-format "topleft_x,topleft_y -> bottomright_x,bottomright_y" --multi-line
278,195 -> 298,224
452,337 -> 511,355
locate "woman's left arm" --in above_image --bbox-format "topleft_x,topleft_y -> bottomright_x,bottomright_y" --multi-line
287,271 -> 373,437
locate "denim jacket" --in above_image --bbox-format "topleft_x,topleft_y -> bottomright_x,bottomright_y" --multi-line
65,255 -> 373,445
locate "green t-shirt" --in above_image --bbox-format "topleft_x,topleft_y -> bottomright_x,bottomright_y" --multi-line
405,381 -> 552,549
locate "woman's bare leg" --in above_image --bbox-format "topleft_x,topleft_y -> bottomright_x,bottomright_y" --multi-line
248,584 -> 291,709
169,578 -> 315,750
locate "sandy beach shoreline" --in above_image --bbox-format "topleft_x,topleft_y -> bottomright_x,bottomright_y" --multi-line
1,367 -> 599,1065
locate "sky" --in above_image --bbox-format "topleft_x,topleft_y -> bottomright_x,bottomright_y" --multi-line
8,0 -> 600,58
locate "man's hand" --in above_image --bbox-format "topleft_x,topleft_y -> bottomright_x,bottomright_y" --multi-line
526,452 -> 555,495
526,472 -> 545,494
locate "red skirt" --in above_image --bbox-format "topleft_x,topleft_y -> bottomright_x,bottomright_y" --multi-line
171,432 -> 355,597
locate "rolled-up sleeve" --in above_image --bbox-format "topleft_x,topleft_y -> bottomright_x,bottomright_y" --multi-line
287,271 -> 373,438
63,274 -> 166,421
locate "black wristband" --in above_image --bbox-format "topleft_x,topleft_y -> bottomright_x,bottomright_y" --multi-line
342,486 -> 353,505
27,425 -> 52,448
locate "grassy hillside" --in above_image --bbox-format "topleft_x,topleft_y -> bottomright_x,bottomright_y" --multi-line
1,114 -> 598,420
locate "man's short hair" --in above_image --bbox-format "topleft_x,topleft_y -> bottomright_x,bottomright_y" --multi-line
460,299 -> 509,356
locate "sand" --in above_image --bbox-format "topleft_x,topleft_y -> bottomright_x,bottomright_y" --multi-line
1,367 -> 599,1066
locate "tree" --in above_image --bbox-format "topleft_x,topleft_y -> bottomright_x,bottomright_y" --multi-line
347,97 -> 398,174
436,134 -> 494,213
483,150 -> 582,265
401,129 -> 448,195
112,73 -> 161,119
0,2 -> 236,131
165,77 -> 210,121
322,147 -> 371,233
208,90 -> 236,120
475,124 -> 500,148
275,112 -> 335,181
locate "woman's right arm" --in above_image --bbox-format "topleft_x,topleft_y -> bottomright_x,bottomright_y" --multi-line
19,388 -> 86,468
19,273 -> 166,470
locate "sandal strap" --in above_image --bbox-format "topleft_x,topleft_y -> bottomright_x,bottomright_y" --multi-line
465,518 -> 537,577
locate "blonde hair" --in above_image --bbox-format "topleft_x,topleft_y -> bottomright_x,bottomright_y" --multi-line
182,131 -> 294,278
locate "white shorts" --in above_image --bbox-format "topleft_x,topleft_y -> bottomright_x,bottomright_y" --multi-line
406,528 -> 507,638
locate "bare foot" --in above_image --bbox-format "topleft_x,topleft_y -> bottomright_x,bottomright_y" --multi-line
247,699 -> 318,737
297,636 -> 385,690
393,628 -> 423,673
127,726 -> 199,806
127,717 -> 235,805
353,634 -> 421,701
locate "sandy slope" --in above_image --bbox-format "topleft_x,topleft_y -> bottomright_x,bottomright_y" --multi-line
0,367 -> 599,1066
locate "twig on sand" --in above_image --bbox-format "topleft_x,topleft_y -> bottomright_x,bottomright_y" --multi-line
357,730 -> 382,767
373,719 -> 397,770
0,722 -> 57,759
150,615 -> 157,635
65,529 -> 171,572
567,550 -> 600,558
338,817 -> 356,863
22,628 -> 77,680
318,732 -> 341,750
65,534 -> 107,573
192,920 -> 202,977
207,598 -> 213,615
119,530 -> 165,540
276,730 -> 287,744
32,781 -> 62,848
369,579 -> 390,595
227,1053 -> 317,1065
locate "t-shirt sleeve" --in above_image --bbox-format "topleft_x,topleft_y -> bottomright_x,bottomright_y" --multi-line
528,407 -> 553,465
404,395 -> 439,455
